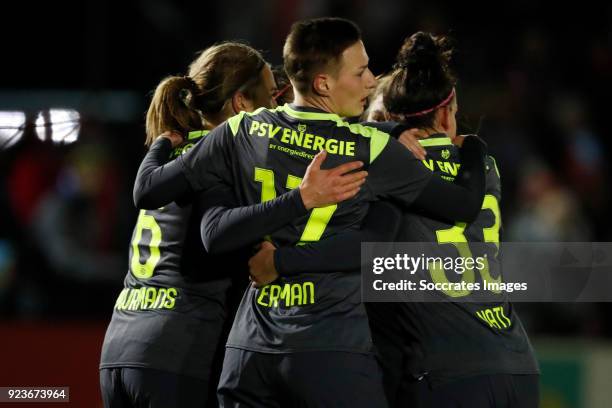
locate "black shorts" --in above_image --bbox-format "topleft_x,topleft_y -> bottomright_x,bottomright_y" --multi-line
402,373 -> 540,408
217,348 -> 389,408
100,367 -> 211,408
373,339 -> 539,408
369,306 -> 539,408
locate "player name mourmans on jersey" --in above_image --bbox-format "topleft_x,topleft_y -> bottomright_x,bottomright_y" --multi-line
100,131 -> 245,380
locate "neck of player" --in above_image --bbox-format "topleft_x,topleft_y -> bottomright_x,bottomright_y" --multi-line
293,91 -> 337,115
409,128 -> 447,139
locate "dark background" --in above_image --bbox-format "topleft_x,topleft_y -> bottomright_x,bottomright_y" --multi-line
0,1 -> 610,406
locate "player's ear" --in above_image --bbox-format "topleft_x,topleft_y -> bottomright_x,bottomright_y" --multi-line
232,92 -> 255,114
312,74 -> 332,97
438,106 -> 452,133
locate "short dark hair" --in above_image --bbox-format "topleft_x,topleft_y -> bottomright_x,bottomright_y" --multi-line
283,17 -> 361,95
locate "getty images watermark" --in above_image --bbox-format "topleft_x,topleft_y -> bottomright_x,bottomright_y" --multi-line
361,242 -> 612,302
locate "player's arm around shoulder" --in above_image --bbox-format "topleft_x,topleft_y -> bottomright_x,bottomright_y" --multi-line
365,130 -> 433,206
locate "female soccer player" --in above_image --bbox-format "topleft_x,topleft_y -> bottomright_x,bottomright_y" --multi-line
376,32 -> 539,408
99,41 -> 365,408
371,31 -> 540,408
130,18 -> 489,407
262,32 -> 540,407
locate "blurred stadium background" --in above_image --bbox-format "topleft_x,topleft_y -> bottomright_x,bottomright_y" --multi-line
1,1 -> 611,406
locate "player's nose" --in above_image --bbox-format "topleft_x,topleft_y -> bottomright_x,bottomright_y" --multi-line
364,68 -> 376,90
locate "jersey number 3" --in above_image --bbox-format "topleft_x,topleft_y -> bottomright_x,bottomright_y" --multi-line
430,195 -> 501,297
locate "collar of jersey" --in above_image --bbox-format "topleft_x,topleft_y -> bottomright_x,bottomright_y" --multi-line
418,133 -> 452,147
187,129 -> 210,140
281,104 -> 343,121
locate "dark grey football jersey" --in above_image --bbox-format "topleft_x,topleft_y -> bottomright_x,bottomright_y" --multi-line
100,131 -> 247,379
176,104 -> 433,353
371,134 -> 539,385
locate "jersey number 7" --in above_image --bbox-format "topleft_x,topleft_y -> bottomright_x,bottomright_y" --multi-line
254,167 -> 337,244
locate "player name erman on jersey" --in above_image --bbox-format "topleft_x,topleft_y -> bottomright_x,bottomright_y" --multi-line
133,99 -> 487,355
170,104 -> 441,354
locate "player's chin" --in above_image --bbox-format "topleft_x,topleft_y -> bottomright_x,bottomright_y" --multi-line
349,105 -> 365,118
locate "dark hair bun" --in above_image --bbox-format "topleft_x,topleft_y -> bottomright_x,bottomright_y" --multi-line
396,32 -> 436,70
394,32 -> 453,78
383,31 -> 456,122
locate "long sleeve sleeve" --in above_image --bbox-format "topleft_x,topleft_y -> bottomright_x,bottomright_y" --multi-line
410,135 -> 487,223
368,135 -> 486,224
274,201 -> 402,276
133,138 -> 192,209
133,123 -> 235,209
199,188 -> 308,254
